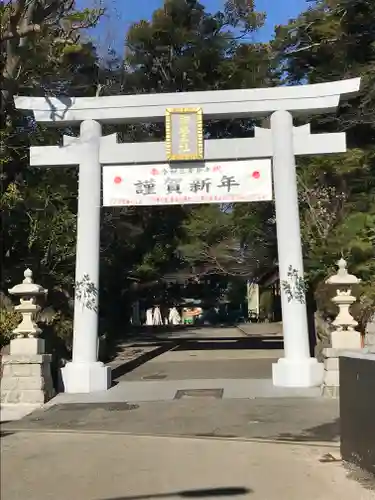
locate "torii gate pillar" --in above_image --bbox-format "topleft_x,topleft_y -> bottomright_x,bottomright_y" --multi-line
62,120 -> 111,393
271,110 -> 322,386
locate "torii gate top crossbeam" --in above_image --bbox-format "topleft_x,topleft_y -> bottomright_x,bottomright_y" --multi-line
14,78 -> 360,126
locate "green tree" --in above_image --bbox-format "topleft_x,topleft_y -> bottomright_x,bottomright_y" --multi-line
1,1 -> 104,117
119,0 -> 274,282
1,1 -> 104,349
272,0 -> 375,329
84,0 -> 274,335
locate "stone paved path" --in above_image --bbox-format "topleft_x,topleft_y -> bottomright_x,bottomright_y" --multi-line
118,356 -> 277,381
2,398 -> 339,443
108,325 -> 284,382
40,327 -> 308,405
1,431 -> 373,500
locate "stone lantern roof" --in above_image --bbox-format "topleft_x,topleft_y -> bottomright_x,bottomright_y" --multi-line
325,258 -> 361,286
8,269 -> 48,297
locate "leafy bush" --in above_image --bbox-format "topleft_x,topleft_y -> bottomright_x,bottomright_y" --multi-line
0,308 -> 21,349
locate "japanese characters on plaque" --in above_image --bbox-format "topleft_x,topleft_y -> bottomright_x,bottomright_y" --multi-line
102,160 -> 273,207
165,107 -> 204,161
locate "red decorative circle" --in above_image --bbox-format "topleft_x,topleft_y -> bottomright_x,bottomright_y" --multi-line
252,171 -> 260,179
151,168 -> 160,175
114,176 -> 122,184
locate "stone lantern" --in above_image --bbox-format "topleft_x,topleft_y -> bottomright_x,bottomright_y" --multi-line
1,269 -> 54,405
322,258 -> 362,397
8,268 -> 48,353
325,258 -> 361,350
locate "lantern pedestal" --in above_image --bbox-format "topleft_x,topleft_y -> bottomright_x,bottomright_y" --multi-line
331,330 -> 362,350
10,337 -> 45,355
1,353 -> 54,405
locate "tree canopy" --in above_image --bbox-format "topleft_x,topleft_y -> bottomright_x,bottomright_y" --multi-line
272,0 -> 375,327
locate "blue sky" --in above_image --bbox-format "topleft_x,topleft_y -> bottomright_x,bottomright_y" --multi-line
79,0 -> 308,53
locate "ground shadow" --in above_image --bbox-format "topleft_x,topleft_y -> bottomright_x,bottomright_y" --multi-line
111,343 -> 176,380
172,337 -> 283,351
105,324 -> 281,360
122,336 -> 282,347
105,325 -> 204,360
110,334 -> 283,381
275,418 -> 340,443
0,422 -> 15,438
102,486 -> 251,499
0,430 -> 15,438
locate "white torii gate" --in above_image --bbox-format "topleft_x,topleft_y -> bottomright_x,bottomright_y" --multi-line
15,78 -> 360,393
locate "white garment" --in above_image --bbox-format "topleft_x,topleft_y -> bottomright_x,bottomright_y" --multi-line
169,307 -> 181,325
153,306 -> 163,325
145,308 -> 153,326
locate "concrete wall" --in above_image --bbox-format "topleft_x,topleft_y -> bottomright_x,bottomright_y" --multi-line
340,354 -> 375,476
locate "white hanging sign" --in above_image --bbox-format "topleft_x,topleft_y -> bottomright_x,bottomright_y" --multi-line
102,159 -> 272,207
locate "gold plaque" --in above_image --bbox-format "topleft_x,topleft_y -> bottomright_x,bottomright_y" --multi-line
165,107 -> 204,161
